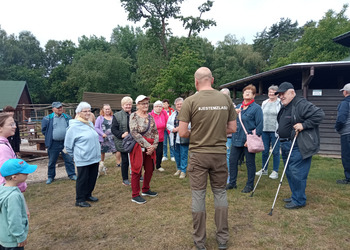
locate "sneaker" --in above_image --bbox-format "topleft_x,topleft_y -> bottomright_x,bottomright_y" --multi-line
225,183 -> 237,190
46,178 -> 54,184
141,190 -> 158,197
162,157 -> 168,161
269,171 -> 278,179
131,196 -> 146,204
171,157 -> 175,162
69,175 -> 77,181
256,169 -> 268,176
174,170 -> 181,176
122,179 -> 131,186
179,172 -> 186,179
337,179 -> 350,184
140,176 -> 144,182
241,186 -> 253,193
157,167 -> 165,172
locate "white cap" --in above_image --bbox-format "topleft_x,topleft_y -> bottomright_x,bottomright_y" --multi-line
135,95 -> 150,104
340,83 -> 350,92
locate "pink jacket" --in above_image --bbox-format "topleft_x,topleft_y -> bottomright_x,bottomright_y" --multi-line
0,136 -> 27,192
149,110 -> 168,142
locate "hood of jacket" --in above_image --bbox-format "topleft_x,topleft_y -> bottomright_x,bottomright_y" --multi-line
0,185 -> 18,212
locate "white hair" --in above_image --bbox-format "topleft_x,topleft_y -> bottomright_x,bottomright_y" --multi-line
220,88 -> 230,96
174,97 -> 184,104
75,102 -> 91,113
154,100 -> 163,107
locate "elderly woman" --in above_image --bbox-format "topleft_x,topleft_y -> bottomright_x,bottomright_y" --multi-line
150,100 -> 168,172
162,99 -> 175,162
226,84 -> 263,193
129,95 -> 159,204
95,104 -> 120,173
167,97 -> 190,179
111,96 -> 133,186
256,85 -> 281,179
65,102 -> 101,208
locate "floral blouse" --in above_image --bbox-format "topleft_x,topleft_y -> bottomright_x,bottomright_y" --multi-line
129,113 -> 159,148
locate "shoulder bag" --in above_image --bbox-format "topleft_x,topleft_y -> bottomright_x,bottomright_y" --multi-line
122,115 -> 151,153
239,112 -> 264,153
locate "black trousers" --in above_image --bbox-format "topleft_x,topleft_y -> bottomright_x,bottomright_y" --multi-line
76,163 -> 99,202
156,141 -> 164,169
121,152 -> 130,181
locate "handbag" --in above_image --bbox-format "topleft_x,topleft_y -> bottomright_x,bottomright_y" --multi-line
122,115 -> 151,153
238,112 -> 264,153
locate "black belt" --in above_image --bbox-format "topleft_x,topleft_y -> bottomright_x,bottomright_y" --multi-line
280,138 -> 291,142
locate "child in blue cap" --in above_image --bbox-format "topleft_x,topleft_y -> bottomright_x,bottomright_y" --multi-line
0,159 -> 37,249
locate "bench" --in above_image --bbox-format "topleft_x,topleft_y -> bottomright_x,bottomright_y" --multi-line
20,149 -> 47,157
28,139 -> 46,150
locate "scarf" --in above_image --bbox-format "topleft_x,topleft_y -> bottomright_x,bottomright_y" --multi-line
241,99 -> 255,108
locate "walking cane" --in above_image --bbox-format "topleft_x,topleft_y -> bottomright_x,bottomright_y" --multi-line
268,131 -> 298,216
250,136 -> 280,197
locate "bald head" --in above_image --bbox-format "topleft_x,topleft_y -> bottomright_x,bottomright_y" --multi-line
194,67 -> 214,90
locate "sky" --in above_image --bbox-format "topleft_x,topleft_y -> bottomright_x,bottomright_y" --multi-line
0,0 -> 349,48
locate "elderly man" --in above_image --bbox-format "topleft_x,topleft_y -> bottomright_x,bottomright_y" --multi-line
42,102 -> 76,184
179,67 -> 237,250
335,83 -> 350,184
275,82 -> 324,209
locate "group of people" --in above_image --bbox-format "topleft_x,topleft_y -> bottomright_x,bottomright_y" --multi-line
1,65 -> 350,249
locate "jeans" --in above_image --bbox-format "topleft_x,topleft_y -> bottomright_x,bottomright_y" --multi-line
262,132 -> 280,172
226,137 -> 232,172
228,146 -> 256,188
281,141 -> 312,206
48,140 -> 75,179
163,130 -> 174,158
340,134 -> 350,180
173,143 -> 189,173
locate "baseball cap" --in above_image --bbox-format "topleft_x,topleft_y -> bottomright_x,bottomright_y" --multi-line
340,83 -> 350,92
0,159 -> 37,177
135,95 -> 150,104
52,102 -> 62,108
275,82 -> 295,95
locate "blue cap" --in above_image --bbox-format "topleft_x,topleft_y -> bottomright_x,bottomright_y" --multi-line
0,159 -> 37,177
52,102 -> 62,108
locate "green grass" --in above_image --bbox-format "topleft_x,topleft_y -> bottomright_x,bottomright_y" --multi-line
23,154 -> 350,249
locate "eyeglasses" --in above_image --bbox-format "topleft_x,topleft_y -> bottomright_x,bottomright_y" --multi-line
81,110 -> 91,113
7,122 -> 16,127
138,103 -> 149,106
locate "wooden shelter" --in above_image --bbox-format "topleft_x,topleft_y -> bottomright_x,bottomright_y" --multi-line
0,80 -> 32,112
82,92 -> 130,111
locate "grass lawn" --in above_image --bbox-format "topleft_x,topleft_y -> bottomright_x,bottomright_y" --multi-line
24,154 -> 350,250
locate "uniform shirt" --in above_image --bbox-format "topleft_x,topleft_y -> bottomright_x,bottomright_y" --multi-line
178,90 -> 236,154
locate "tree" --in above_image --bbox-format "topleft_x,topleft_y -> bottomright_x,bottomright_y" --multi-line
152,48 -> 203,101
253,18 -> 303,68
178,0 -> 216,38
120,0 -> 184,57
273,5 -> 350,67
62,49 -> 133,102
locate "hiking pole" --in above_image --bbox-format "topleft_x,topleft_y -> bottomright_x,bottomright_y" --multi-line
268,131 -> 298,216
250,135 -> 280,197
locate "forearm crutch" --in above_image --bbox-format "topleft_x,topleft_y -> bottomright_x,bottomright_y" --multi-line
250,135 -> 280,197
268,131 -> 298,216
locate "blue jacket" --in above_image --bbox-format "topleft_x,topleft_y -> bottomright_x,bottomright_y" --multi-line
64,119 -> 101,167
335,96 -> 350,135
41,113 -> 71,148
232,102 -> 263,147
0,185 -> 28,247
